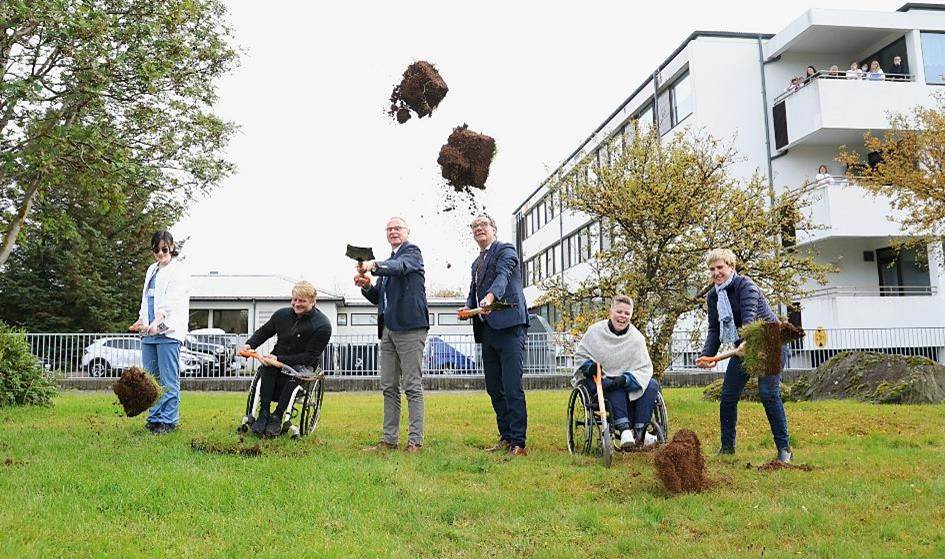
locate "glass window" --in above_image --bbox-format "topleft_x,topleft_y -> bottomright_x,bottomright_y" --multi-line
526,259 -> 534,286
212,309 -> 249,334
877,246 -> 931,295
578,228 -> 590,262
536,253 -> 544,282
438,313 -> 463,326
545,249 -> 553,276
428,313 -> 434,326
922,32 -> 945,85
601,219 -> 613,251
552,243 -> 561,274
589,221 -> 600,254
576,230 -> 585,263
673,72 -> 693,124
336,313 -> 347,326
637,103 -> 653,132
351,313 -> 378,326
189,309 -> 210,331
657,88 -> 672,136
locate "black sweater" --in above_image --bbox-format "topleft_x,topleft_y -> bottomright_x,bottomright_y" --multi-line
245,307 -> 332,367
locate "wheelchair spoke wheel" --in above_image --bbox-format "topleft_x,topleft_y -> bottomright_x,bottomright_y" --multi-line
299,375 -> 325,437
238,371 -> 263,433
651,392 -> 670,443
566,386 -> 594,456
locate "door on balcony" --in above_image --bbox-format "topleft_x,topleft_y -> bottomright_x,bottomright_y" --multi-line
876,246 -> 931,296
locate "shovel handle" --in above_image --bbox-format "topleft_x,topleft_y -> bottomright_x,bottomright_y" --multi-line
238,349 -> 284,369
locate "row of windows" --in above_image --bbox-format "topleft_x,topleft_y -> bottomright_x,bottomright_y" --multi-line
524,221 -> 614,287
338,312 -> 465,327
518,72 -> 691,243
189,309 -> 249,334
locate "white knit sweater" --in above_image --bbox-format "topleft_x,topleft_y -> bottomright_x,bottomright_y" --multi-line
574,320 -> 654,401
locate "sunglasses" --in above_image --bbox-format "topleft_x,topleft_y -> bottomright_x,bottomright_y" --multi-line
152,246 -> 170,254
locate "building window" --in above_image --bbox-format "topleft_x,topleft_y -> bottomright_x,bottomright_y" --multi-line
657,88 -> 672,136
213,309 -> 249,334
589,221 -> 600,253
438,313 -> 463,326
189,309 -> 210,331
876,246 -> 931,295
428,313 -> 434,326
351,313 -> 378,326
672,72 -> 693,123
552,243 -> 561,275
637,103 -> 654,131
337,313 -> 348,326
922,32 -> 945,85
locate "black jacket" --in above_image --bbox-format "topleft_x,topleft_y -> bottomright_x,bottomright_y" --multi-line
701,275 -> 778,357
245,307 -> 332,367
361,242 -> 429,338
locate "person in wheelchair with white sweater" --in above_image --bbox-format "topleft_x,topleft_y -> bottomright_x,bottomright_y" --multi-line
573,295 -> 659,449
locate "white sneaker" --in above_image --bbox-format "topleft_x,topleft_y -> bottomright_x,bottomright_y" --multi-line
643,432 -> 658,447
619,429 -> 636,449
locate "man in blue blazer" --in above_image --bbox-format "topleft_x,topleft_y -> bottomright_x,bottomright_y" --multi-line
355,217 -> 429,453
460,214 -> 529,457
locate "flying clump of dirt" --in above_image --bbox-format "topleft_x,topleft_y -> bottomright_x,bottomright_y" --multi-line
112,367 -> 161,417
437,124 -> 496,191
388,61 -> 449,123
653,429 -> 712,494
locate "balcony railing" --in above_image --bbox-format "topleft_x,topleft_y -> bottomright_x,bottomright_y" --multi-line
801,285 -> 937,298
773,71 -> 915,105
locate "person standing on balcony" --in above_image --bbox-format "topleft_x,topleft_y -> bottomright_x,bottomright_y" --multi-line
459,214 -> 529,457
803,65 -> 817,84
867,60 -> 885,81
129,231 -> 189,435
240,281 -> 331,437
695,248 -> 793,464
355,217 -> 429,453
846,61 -> 863,79
815,164 -> 832,185
827,65 -> 841,78
890,56 -> 908,79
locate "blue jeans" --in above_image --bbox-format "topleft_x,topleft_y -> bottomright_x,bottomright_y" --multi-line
589,377 -> 660,430
719,356 -> 790,450
142,339 -> 181,425
481,323 -> 527,447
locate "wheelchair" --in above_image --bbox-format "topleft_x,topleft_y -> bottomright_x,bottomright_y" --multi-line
237,365 -> 326,438
566,377 -> 669,467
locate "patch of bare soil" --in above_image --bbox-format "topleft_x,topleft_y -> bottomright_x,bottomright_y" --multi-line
190,437 -> 262,457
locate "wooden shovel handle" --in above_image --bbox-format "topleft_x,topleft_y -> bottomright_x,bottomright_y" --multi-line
238,349 -> 284,368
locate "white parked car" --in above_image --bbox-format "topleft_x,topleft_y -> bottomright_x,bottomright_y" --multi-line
81,336 -> 215,377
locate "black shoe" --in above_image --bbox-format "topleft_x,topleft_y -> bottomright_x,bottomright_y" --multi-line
250,414 -> 269,436
716,446 -> 736,455
264,416 -> 282,437
145,421 -> 160,433
151,423 -> 176,435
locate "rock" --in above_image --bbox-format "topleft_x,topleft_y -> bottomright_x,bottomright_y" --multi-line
791,351 -> 945,404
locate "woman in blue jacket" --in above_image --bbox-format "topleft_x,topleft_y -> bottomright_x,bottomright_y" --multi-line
696,249 -> 792,463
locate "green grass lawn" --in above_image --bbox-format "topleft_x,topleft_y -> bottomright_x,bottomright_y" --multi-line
1,388 -> 944,558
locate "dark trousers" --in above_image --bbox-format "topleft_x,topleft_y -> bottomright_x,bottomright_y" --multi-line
257,365 -> 299,420
719,356 -> 790,450
481,323 -> 527,447
589,377 -> 660,430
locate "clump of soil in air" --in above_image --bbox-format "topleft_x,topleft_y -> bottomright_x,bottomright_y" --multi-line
791,351 -> 945,404
388,61 -> 448,123
653,429 -> 711,494
112,367 -> 161,417
749,461 -> 813,472
437,124 -> 496,191
191,437 -> 262,457
740,321 -> 805,376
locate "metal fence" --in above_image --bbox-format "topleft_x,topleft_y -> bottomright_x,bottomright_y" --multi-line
23,327 -> 945,379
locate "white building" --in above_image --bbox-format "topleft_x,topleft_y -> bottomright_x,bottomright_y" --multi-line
513,3 -> 945,334
189,272 -> 470,337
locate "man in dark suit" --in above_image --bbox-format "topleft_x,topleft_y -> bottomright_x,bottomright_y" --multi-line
460,214 -> 529,457
355,217 -> 429,453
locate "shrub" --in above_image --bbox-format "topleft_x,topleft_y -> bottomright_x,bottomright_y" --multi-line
0,322 -> 57,407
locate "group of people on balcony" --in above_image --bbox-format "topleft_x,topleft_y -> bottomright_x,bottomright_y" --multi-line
785,55 -> 908,93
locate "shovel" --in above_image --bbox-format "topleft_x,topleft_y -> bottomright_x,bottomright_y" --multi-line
457,300 -> 513,319
238,349 -> 319,382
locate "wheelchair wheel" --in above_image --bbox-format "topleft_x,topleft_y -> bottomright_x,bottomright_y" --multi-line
650,391 -> 670,443
566,385 -> 594,455
298,373 -> 325,438
237,370 -> 263,433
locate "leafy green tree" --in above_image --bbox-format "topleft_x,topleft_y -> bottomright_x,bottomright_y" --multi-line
539,124 -> 832,374
0,0 -> 238,268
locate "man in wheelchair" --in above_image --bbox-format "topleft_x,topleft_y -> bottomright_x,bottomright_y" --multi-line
573,295 -> 659,449
239,281 -> 332,437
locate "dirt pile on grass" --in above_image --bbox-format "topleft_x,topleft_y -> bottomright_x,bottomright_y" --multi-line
702,377 -> 792,402
750,461 -> 813,472
791,351 -> 945,404
388,61 -> 448,123
437,125 -> 496,191
112,367 -> 160,417
191,436 -> 262,457
653,429 -> 711,494
740,321 -> 805,376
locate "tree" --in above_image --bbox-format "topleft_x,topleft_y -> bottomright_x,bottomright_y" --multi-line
538,124 -> 831,374
0,0 -> 238,268
837,91 -> 945,246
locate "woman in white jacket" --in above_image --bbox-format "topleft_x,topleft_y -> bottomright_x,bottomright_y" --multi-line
129,231 -> 190,434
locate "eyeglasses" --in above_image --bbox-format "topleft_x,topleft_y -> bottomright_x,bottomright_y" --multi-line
385,226 -> 406,232
469,221 -> 492,230
152,246 -> 170,254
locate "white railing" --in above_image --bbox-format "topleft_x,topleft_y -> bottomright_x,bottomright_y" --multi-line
801,285 -> 937,298
23,326 -> 945,379
773,71 -> 915,104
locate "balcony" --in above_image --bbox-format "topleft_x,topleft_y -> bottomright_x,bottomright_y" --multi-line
771,74 -> 932,150
792,175 -> 906,244
798,286 -> 945,329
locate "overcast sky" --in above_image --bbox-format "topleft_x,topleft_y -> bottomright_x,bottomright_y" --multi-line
174,0 -> 899,299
